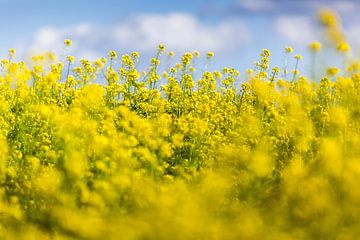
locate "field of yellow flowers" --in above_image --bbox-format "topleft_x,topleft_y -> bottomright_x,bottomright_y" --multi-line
0,10 -> 360,239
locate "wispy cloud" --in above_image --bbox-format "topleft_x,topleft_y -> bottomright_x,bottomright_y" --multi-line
113,13 -> 251,52
22,12 -> 251,60
273,16 -> 316,45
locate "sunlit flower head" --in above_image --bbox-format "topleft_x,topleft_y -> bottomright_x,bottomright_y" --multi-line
294,54 -> 303,60
308,41 -> 322,53
318,9 -> 338,28
8,48 -> 16,59
64,39 -> 72,47
326,67 -> 339,76
193,50 -> 200,58
158,43 -> 166,52
67,55 -> 75,63
261,49 -> 271,57
182,52 -> 193,65
337,41 -> 351,53
131,51 -> 140,59
168,51 -> 175,58
206,51 -> 214,59
108,50 -> 118,60
285,46 -> 293,53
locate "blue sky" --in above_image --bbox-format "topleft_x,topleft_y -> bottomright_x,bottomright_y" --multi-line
1,0 -> 360,75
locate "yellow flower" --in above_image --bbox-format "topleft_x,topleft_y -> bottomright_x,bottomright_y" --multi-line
73,66 -> 83,74
246,69 -> 254,75
158,43 -> 166,52
168,51 -> 175,57
67,55 -> 75,63
150,58 -> 160,65
337,41 -> 351,53
8,48 -> 16,59
294,54 -> 303,60
261,49 -> 271,57
214,70 -> 222,79
272,67 -> 280,75
326,67 -> 339,76
131,51 -> 140,59
45,51 -> 57,61
193,50 -> 200,58
318,9 -> 338,27
285,46 -> 293,53
108,50 -> 118,60
64,39 -> 72,47
206,51 -> 214,59
292,69 -> 300,75
308,41 -> 322,53
182,52 -> 193,65
94,58 -> 104,69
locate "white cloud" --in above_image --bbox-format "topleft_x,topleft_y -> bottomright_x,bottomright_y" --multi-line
25,13 -> 251,59
274,16 -> 316,45
27,23 -> 98,54
34,27 -> 62,50
112,13 -> 250,52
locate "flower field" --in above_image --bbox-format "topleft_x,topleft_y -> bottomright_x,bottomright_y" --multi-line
1,10 -> 360,239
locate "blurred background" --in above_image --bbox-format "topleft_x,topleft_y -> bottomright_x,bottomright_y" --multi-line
1,0 -> 359,74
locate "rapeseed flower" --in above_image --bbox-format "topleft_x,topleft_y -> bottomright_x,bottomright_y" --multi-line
0,12 -> 360,239
64,39 -> 72,47
206,51 -> 214,59
108,50 -> 118,60
308,41 -> 322,52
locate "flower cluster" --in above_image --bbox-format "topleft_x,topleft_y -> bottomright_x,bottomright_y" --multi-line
0,11 -> 360,240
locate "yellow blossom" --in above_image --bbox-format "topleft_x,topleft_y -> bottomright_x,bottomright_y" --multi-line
64,39 -> 72,47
